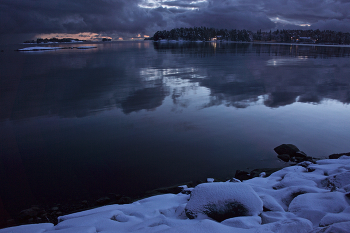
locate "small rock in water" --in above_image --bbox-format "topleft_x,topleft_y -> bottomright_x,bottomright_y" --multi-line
274,144 -> 300,156
329,152 -> 350,159
96,197 -> 111,206
235,170 -> 251,181
19,206 -> 41,220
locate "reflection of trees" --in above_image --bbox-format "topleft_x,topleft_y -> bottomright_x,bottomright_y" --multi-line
164,43 -> 350,109
153,43 -> 350,109
3,43 -> 350,122
153,42 -> 252,57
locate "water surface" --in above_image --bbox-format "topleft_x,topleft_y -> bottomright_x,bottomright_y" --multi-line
1,41 -> 350,216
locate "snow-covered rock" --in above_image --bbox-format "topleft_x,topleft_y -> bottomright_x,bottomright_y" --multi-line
289,190 -> 350,226
221,216 -> 261,229
319,206 -> 350,227
185,182 -> 263,221
2,156 -> 350,233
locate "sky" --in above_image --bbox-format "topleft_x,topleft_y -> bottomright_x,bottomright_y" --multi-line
1,0 -> 350,44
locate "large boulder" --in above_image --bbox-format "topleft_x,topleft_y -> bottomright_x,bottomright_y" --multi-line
185,182 -> 263,222
274,144 -> 300,157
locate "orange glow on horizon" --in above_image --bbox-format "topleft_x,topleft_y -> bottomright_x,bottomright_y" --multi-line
35,32 -> 100,41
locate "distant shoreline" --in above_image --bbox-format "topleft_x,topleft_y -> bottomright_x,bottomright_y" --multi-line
152,39 -> 350,48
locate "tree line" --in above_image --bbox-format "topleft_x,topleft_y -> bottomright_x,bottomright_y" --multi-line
150,27 -> 350,44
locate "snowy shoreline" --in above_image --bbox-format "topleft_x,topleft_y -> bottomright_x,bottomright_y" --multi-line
1,149 -> 350,233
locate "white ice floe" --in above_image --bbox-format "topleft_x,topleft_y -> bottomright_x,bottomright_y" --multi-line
17,46 -> 97,51
1,156 -> 350,233
17,47 -> 63,51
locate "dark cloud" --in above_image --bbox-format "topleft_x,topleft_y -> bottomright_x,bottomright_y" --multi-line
0,0 -> 166,36
1,0 -> 350,43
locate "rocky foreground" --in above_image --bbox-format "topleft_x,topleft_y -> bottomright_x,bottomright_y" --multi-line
1,145 -> 350,233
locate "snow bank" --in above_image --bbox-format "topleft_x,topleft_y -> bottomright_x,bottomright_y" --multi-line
2,156 -> 350,233
185,183 -> 263,221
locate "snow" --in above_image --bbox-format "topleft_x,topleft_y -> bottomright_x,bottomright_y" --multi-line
206,178 -> 214,183
184,183 -> 263,221
2,156 -> 350,233
0,223 -> 54,233
17,46 -> 96,51
18,47 -> 63,51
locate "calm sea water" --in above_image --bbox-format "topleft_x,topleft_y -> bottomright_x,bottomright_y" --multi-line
1,41 -> 350,215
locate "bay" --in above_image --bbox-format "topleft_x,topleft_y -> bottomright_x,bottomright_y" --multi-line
1,41 -> 350,216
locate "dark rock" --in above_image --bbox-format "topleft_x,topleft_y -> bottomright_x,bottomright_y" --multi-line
202,202 -> 248,222
117,196 -> 132,204
295,151 -> 307,158
96,197 -> 111,206
307,168 -> 315,172
227,178 -> 241,183
249,168 -> 282,178
274,144 -> 300,156
152,185 -> 183,194
18,206 -> 44,220
51,207 -> 59,211
329,152 -> 350,159
346,192 -> 350,199
277,154 -> 290,162
234,170 -> 251,181
146,182 -> 194,197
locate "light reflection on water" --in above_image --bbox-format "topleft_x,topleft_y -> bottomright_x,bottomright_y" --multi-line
1,42 -> 350,217
266,56 -> 309,66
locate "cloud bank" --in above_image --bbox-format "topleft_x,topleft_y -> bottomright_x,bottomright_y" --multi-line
1,0 -> 350,42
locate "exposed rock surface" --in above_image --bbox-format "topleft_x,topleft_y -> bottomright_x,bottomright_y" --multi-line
277,154 -> 290,162
274,144 -> 316,163
274,144 -> 300,156
329,152 -> 350,159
